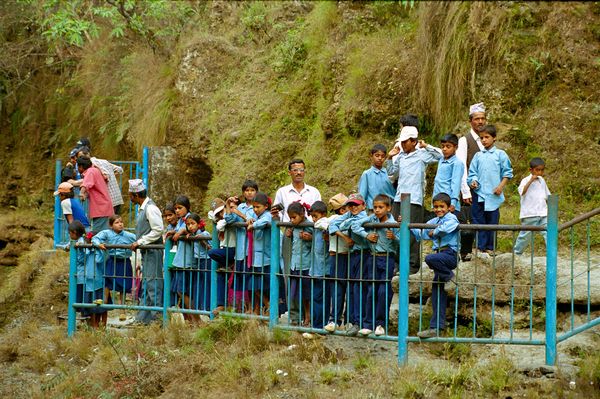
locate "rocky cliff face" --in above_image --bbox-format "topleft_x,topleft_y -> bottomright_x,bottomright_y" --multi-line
1,2 -> 599,220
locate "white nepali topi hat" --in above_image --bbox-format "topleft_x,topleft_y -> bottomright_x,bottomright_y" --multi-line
128,179 -> 146,193
469,102 -> 486,116
397,126 -> 419,142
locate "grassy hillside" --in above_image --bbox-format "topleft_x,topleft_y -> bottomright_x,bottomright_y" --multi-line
1,1 -> 599,224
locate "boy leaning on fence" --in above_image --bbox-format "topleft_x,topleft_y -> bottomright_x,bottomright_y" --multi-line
513,158 -> 550,256
412,193 -> 460,339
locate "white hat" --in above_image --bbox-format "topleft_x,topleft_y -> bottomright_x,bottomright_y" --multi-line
128,179 -> 146,193
469,102 -> 486,116
397,126 -> 418,142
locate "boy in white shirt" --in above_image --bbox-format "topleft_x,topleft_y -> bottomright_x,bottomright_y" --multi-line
513,158 -> 550,255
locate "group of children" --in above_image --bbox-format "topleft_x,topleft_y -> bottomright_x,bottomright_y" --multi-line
64,117 -> 551,337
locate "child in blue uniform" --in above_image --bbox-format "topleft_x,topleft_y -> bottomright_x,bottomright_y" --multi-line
358,144 -> 396,212
92,214 -> 136,321
247,192 -> 272,315
309,201 -> 330,329
224,180 -> 258,312
83,230 -> 108,328
286,201 -> 313,326
328,193 -> 369,336
412,193 -> 460,338
467,125 -> 513,257
190,214 -> 212,312
69,221 -> 90,323
353,194 -> 398,337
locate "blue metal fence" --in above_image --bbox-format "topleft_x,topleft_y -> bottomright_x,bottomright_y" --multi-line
65,194 -> 599,366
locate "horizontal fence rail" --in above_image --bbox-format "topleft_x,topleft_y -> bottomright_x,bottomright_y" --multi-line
64,194 -> 599,366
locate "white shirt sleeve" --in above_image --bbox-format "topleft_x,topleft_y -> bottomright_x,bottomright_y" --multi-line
137,203 -> 164,245
61,199 -> 72,215
456,136 -> 471,200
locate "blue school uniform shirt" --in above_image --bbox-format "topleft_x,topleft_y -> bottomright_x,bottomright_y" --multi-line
386,145 -> 442,205
433,155 -> 465,211
251,211 -> 272,267
224,203 -> 256,261
358,166 -> 396,209
328,210 -> 369,251
75,237 -> 86,285
291,225 -> 314,271
467,146 -> 513,211
172,230 -> 196,268
84,245 -> 104,292
352,213 -> 399,255
194,230 -> 212,260
310,224 -> 328,276
411,212 -> 459,252
91,229 -> 136,258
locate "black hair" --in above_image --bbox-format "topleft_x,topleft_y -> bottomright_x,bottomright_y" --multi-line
373,194 -> 392,207
77,137 -> 91,149
109,214 -> 122,226
440,133 -> 459,146
287,202 -> 306,217
400,114 -> 419,127
309,201 -> 328,214
132,189 -> 147,199
174,195 -> 191,212
186,212 -> 201,224
68,220 -> 86,238
61,190 -> 75,199
252,192 -> 271,208
288,159 -> 305,170
77,146 -> 91,157
432,193 -> 452,206
529,157 -> 545,168
370,144 -> 387,155
242,179 -> 259,192
77,156 -> 92,169
480,124 -> 497,138
164,202 -> 175,214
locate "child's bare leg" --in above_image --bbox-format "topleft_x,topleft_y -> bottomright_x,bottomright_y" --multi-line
302,300 -> 311,326
253,292 -> 262,314
100,312 -> 108,327
262,294 -> 270,316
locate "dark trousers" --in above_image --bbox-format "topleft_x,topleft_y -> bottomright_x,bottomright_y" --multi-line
392,202 -> 423,273
459,190 -> 477,257
208,247 -> 235,307
363,255 -> 395,330
425,249 -> 457,330
311,276 -> 330,329
349,251 -> 369,326
329,253 -> 349,326
471,197 -> 500,251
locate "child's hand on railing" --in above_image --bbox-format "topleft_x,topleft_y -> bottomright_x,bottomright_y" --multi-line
300,231 -> 313,241
98,243 -> 107,250
367,233 -> 378,243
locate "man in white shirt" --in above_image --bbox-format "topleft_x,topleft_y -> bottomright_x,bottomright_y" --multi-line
271,159 -> 321,321
129,179 -> 164,324
455,102 -> 486,261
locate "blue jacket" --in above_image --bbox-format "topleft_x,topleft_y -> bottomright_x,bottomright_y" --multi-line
328,210 -> 369,251
251,211 -> 272,267
91,229 -> 136,258
224,203 -> 256,261
411,212 -> 459,252
352,213 -> 399,255
358,166 -> 396,209
291,225 -> 313,271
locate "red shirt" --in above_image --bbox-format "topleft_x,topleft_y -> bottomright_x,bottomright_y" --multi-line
82,167 -> 113,218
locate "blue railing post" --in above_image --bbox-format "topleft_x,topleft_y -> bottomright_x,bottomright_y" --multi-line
269,220 -> 281,328
545,194 -> 559,365
210,225 -> 219,319
398,193 -> 411,365
163,239 -> 172,328
142,146 -> 149,191
67,240 -> 77,337
54,159 -> 62,249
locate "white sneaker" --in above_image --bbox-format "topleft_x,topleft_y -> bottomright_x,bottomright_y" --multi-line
324,321 -> 336,333
358,328 -> 373,336
476,252 -> 490,260
374,325 -> 385,336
